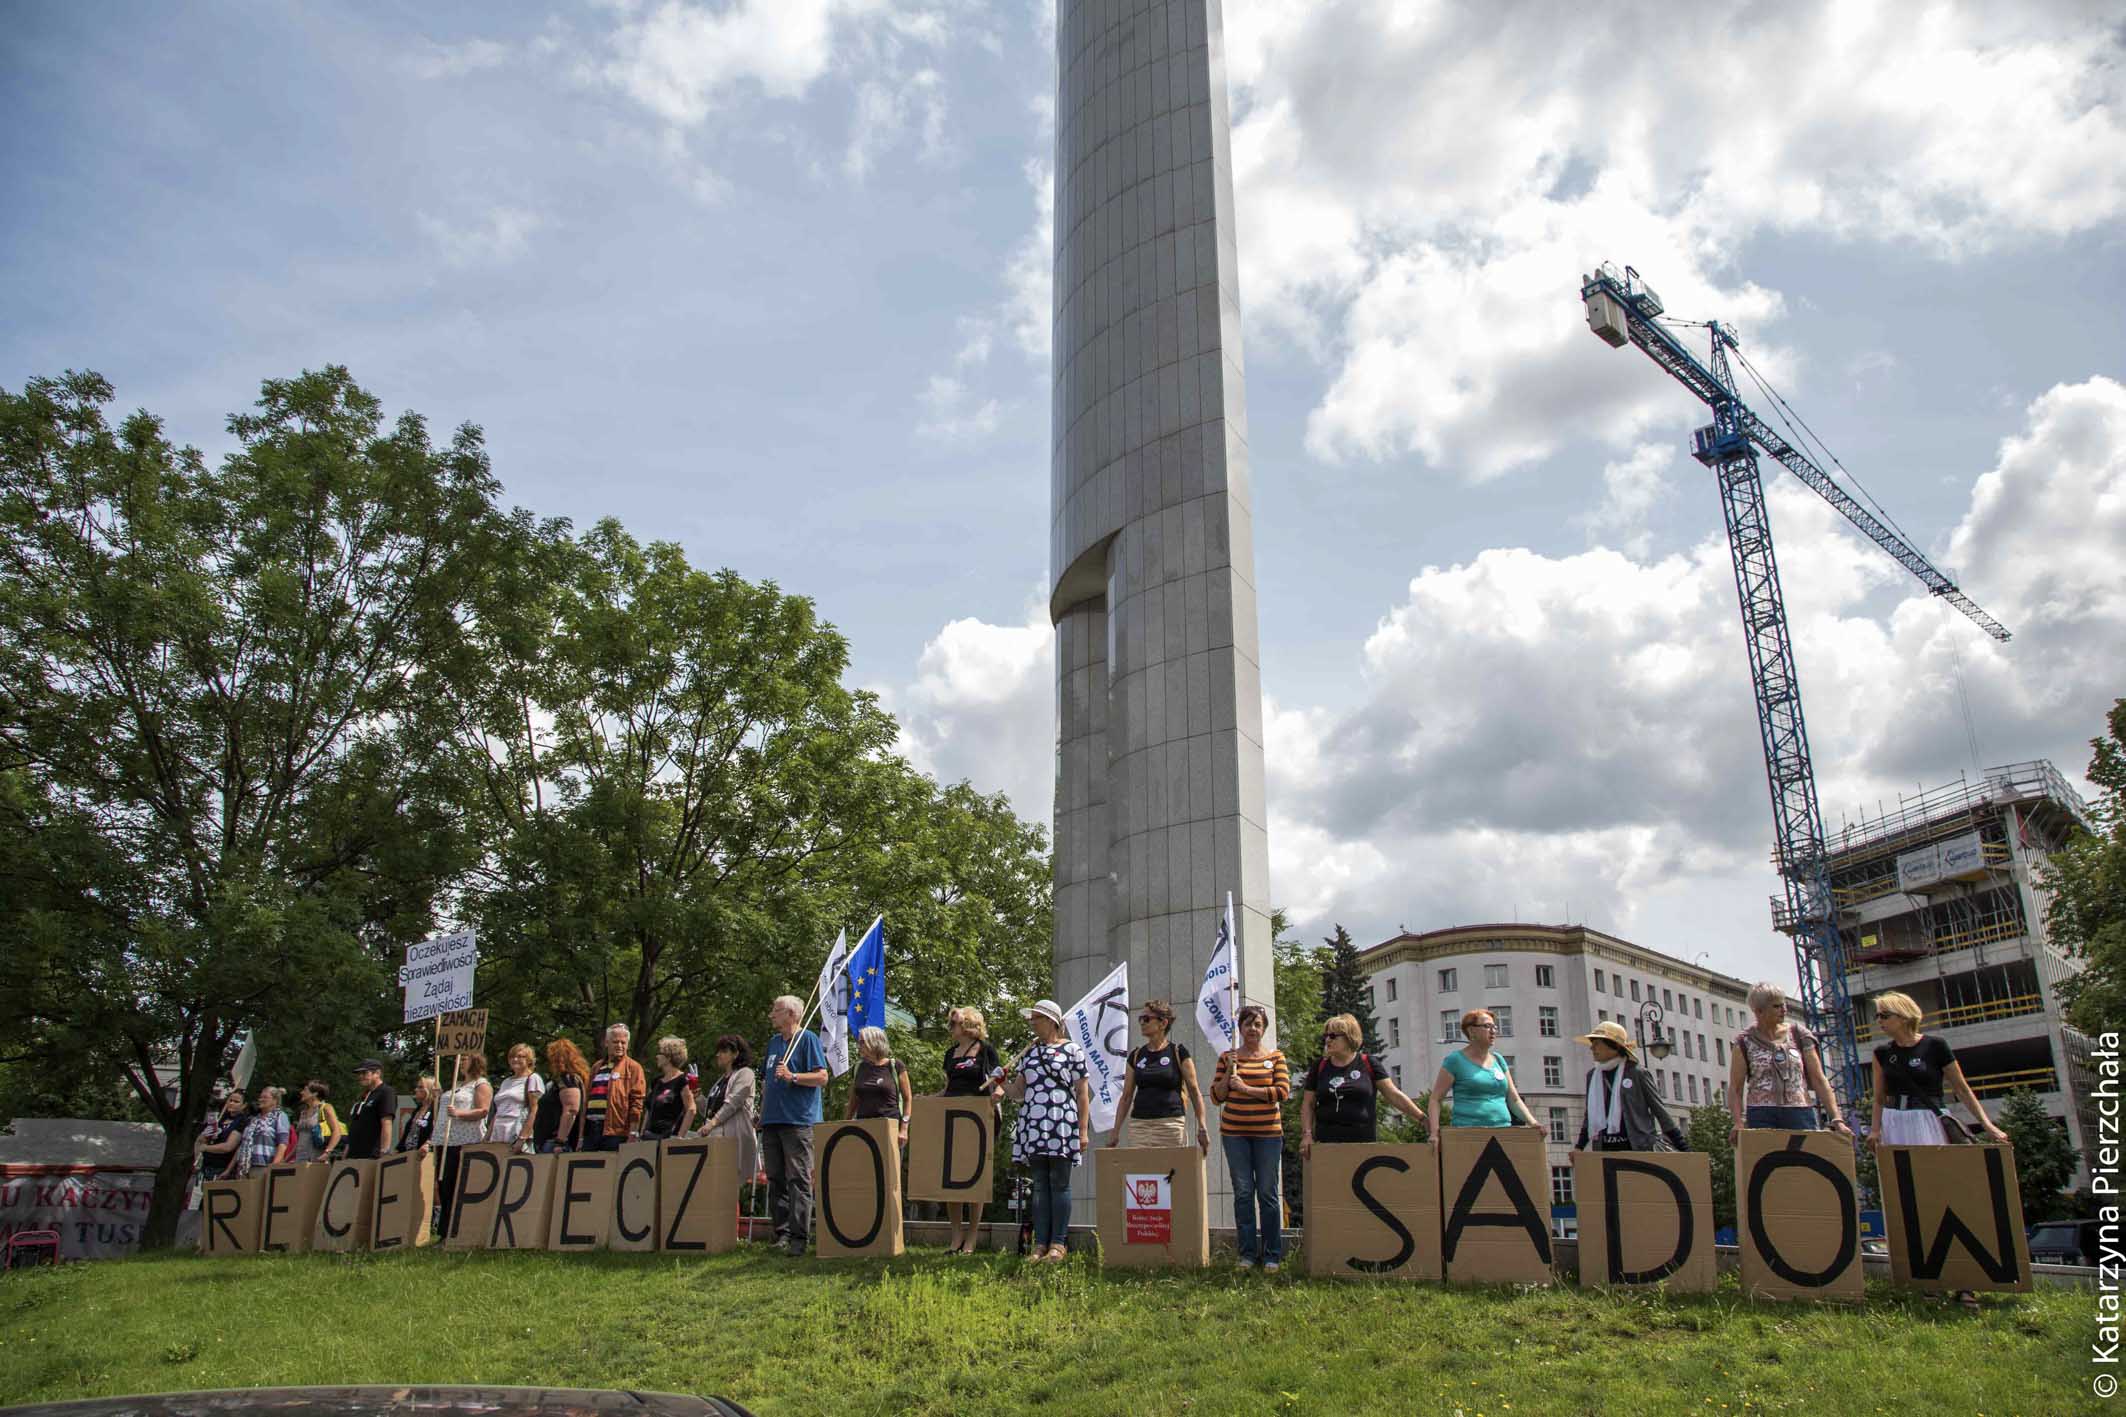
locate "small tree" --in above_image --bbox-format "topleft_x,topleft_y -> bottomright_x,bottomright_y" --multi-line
2045,698 -> 2126,1038
1997,1088 -> 2079,1223
1270,910 -> 1324,1219
1685,1103 -> 1737,1230
1318,924 -> 1380,1049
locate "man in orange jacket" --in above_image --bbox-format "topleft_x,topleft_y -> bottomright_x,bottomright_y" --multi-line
586,1023 -> 647,1151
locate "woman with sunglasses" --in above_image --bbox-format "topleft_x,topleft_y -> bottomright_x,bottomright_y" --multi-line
1300,1013 -> 1426,1158
1427,1008 -> 1539,1134
1727,982 -> 1851,1141
1869,990 -> 2007,1148
1106,998 -> 1209,1153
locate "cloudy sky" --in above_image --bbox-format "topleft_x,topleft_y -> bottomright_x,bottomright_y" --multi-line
6,0 -> 2122,986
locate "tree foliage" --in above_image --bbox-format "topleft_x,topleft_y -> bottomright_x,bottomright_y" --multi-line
1317,923 -> 1380,1050
1684,1103 -> 1737,1230
2046,697 -> 2126,1038
1997,1089 -> 2079,1224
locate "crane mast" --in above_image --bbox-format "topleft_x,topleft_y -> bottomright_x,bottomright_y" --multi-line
1579,262 -> 2011,1121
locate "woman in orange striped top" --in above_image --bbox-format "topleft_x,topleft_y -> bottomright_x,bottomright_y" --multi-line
1211,1003 -> 1290,1271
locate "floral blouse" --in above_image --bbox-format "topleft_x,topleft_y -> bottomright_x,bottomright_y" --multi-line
1737,1022 -> 1819,1107
1011,1041 -> 1090,1166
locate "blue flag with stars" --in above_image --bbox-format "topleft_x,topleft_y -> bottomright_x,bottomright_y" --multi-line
846,915 -> 886,1038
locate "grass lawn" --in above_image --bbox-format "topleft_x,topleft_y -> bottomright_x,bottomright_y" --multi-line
0,1245 -> 2094,1417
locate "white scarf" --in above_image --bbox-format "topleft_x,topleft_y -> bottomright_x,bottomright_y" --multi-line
1586,1058 -> 1627,1137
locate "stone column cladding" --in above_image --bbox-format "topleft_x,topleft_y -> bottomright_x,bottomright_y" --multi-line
1049,0 -> 1271,1226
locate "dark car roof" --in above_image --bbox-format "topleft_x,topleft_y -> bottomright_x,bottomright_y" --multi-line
2,1388 -> 752,1417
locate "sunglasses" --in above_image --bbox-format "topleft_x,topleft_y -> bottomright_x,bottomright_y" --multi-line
1874,1011 -> 1895,1019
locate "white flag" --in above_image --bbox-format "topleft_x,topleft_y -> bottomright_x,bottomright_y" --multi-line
1061,959 -> 1131,1133
815,930 -> 852,1077
1194,895 -> 1238,1053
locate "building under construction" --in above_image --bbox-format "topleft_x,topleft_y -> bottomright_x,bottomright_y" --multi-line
1789,760 -> 2096,1181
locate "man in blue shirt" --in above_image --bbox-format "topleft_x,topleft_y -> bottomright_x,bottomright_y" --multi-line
760,993 -> 830,1255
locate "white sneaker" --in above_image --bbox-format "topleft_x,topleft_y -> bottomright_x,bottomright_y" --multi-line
1235,1256 -> 1256,1269
1263,1260 -> 1281,1274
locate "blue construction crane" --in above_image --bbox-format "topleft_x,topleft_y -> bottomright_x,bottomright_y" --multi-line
1579,262 -> 2011,1120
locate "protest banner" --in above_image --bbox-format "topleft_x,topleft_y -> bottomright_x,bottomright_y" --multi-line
441,1143 -> 513,1251
370,1150 -> 435,1251
312,1159 -> 376,1251
489,1154 -> 555,1251
200,1176 -> 263,1255
547,1153 -> 615,1251
1094,1145 -> 1208,1269
258,1162 -> 330,1254
1571,1150 -> 1715,1292
906,1095 -> 995,1205
1881,1143 -> 2031,1293
401,930 -> 477,1025
435,1009 -> 488,1058
1439,1127 -> 1554,1285
1063,961 -> 1131,1133
611,1140 -> 662,1253
813,1118 -> 904,1259
0,1165 -> 154,1261
1304,1143 -> 1441,1281
658,1137 -> 738,1254
1736,1130 -> 1862,1302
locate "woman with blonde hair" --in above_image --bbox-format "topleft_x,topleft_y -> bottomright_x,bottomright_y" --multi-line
1108,998 -> 1209,1153
644,1037 -> 697,1140
239,1086 -> 290,1175
288,1080 -> 341,1163
845,1026 -> 913,1148
1728,982 -> 1851,1139
1428,1009 -> 1540,1133
398,1076 -> 439,1155
938,1007 -> 1001,1253
1870,990 -> 2007,1147
534,1040 -> 589,1153
1302,1014 -> 1425,1156
488,1044 -> 545,1150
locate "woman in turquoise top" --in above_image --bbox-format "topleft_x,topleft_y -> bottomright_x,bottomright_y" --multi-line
1428,1008 -> 1540,1132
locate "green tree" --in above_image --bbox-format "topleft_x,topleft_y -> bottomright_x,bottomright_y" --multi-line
1317,923 -> 1380,1049
1269,910 -> 1324,1218
1684,1103 -> 1737,1230
1997,1088 -> 2079,1223
0,369 -> 500,1245
2045,698 -> 2126,1038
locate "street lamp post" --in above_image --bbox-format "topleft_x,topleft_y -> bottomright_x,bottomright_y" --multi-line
1635,999 -> 1674,1061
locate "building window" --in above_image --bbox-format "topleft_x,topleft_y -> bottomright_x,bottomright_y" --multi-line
1441,1009 -> 1459,1042
1594,968 -> 1606,992
1366,985 -> 1376,1011
1649,1070 -> 1665,1097
1439,968 -> 1458,993
1694,997 -> 1704,1019
1680,1032 -> 1693,1060
1493,1006 -> 1513,1038
1551,1166 -> 1574,1206
1615,976 -> 1625,998
1598,1008 -> 1608,1023
1391,1065 -> 1402,1087
1543,1056 -> 1562,1088
1388,1017 -> 1402,1048
1630,980 -> 1642,1002
1539,1005 -> 1559,1037
1548,1107 -> 1569,1144
1536,964 -> 1555,988
1716,1038 -> 1727,1067
1385,978 -> 1398,1003
1688,1075 -> 1699,1104
1502,1054 -> 1517,1075
1662,988 -> 1674,1010
1485,963 -> 1509,989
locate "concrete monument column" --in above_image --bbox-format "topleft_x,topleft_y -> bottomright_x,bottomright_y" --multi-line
1049,0 -> 1272,1226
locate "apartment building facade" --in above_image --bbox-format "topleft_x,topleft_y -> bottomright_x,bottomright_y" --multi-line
1360,923 -> 1757,1236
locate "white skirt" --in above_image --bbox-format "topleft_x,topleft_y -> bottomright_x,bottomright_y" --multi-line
1878,1108 -> 1947,1145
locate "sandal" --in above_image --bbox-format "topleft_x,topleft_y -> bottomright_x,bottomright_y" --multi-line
1958,1291 -> 1981,1314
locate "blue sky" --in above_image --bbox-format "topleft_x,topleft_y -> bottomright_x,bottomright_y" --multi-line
5,1 -> 2122,986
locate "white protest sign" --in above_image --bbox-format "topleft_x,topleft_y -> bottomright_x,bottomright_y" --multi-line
1062,960 -> 1130,1133
401,930 -> 477,1023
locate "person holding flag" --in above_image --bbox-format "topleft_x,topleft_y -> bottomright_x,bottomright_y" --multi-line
760,994 -> 829,1257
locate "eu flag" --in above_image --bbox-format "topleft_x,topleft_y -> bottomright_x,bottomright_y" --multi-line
845,915 -> 886,1036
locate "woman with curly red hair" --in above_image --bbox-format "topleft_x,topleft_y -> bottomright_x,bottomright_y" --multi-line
534,1038 -> 592,1153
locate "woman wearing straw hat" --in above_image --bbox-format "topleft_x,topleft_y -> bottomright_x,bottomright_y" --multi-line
999,998 -> 1090,1263
1573,1020 -> 1687,1152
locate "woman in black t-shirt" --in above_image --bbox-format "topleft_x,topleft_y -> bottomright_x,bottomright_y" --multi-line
1106,999 -> 1209,1153
845,1027 -> 912,1140
643,1037 -> 698,1140
1868,991 -> 2008,1147
1301,1013 -> 1427,1155
937,1007 -> 1002,1254
535,1038 -> 591,1154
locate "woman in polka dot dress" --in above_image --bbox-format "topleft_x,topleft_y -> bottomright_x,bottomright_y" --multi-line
1001,998 -> 1091,1263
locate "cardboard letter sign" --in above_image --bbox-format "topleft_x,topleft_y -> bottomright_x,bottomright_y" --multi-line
906,1095 -> 995,1205
489,1154 -> 555,1250
1572,1150 -> 1714,1293
436,1007 -> 487,1057
1305,1143 -> 1442,1281
312,1159 -> 376,1251
1882,1144 -> 2031,1293
370,1149 -> 435,1250
443,1143 -> 513,1251
659,1137 -> 738,1254
813,1118 -> 904,1259
547,1154 -> 615,1251
1736,1130 -> 1862,1302
611,1139 -> 661,1252
200,1176 -> 263,1255
1439,1127 -> 1553,1285
260,1163 -> 330,1253
1094,1145 -> 1207,1268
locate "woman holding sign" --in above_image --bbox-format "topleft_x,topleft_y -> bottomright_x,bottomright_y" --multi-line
938,1008 -> 999,1254
1428,1010 -> 1540,1133
1002,999 -> 1090,1263
1107,999 -> 1209,1153
1572,1021 -> 1685,1152
1728,983 -> 1852,1139
436,1054 -> 492,1238
1299,1013 -> 1425,1157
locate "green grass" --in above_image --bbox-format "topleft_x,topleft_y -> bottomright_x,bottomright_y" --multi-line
0,1246 -> 2095,1416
